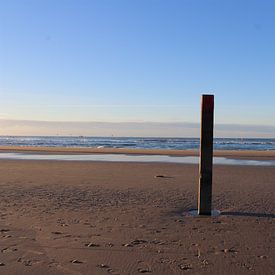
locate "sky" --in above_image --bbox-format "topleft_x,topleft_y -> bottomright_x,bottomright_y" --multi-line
0,0 -> 275,137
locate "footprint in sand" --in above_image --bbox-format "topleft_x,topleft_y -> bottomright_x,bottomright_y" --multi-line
138,268 -> 151,273
51,231 -> 63,235
17,258 -> 32,266
1,246 -> 18,253
97,264 -> 110,269
85,242 -> 100,247
71,259 -> 83,264
0,229 -> 10,233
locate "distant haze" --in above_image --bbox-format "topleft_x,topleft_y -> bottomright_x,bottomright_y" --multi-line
0,119 -> 274,138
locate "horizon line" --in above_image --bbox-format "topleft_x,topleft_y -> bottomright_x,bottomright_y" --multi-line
0,134 -> 274,140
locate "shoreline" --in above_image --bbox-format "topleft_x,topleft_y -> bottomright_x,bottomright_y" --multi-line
0,146 -> 275,160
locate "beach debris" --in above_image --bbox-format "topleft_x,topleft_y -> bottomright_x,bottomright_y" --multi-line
0,263 -> 5,266
85,242 -> 100,247
106,242 -> 114,247
71,259 -> 83,264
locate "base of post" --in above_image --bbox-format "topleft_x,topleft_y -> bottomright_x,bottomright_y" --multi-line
185,209 -> 220,217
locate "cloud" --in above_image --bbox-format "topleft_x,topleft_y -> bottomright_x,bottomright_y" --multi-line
0,119 -> 274,138
214,124 -> 275,138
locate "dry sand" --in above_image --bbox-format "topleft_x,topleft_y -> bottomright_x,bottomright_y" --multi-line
0,149 -> 274,274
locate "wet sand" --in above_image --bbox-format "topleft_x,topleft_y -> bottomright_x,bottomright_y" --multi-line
0,146 -> 275,160
0,149 -> 274,274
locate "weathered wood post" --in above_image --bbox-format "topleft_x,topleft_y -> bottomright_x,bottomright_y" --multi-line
198,94 -> 214,215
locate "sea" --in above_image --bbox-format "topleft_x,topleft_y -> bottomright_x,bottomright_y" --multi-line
0,136 -> 274,151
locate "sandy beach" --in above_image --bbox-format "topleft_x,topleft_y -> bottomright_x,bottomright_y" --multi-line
0,148 -> 274,274
3,0 -> 275,274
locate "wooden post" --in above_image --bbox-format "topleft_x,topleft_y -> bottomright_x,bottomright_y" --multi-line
198,94 -> 214,215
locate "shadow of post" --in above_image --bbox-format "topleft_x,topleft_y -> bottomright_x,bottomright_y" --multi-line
221,211 -> 275,218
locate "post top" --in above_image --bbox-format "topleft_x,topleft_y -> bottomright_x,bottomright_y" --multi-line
201,94 -> 214,110
202,94 -> 214,97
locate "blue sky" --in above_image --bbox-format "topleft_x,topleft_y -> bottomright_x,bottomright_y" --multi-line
0,0 -> 275,136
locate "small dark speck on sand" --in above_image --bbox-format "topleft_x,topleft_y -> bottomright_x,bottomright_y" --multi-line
154,175 -> 173,179
51,231 -> 63,235
138,268 -> 151,273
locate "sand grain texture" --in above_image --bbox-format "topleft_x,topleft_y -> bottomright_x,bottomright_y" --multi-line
0,158 -> 274,274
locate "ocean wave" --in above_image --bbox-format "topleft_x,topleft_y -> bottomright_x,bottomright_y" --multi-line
0,136 -> 274,151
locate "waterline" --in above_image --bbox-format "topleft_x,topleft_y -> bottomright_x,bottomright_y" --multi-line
0,153 -> 275,166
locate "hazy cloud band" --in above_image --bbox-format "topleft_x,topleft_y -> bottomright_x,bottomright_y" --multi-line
0,119 -> 274,138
